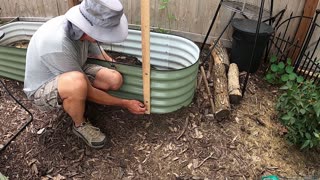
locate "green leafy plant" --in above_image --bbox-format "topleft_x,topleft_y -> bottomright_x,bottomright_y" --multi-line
158,0 -> 176,32
266,55 -> 320,149
265,55 -> 304,84
154,27 -> 169,34
159,0 -> 169,10
277,80 -> 320,149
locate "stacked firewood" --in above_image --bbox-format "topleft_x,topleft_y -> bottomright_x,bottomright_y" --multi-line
200,41 -> 242,120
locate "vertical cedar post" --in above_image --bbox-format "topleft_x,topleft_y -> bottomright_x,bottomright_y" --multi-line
292,0 -> 319,64
141,0 -> 151,114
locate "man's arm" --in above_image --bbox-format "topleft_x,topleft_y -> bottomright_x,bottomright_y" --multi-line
88,43 -> 114,62
84,77 -> 146,114
96,46 -> 114,62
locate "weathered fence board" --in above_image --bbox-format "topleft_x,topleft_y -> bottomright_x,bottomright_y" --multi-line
0,0 -> 319,44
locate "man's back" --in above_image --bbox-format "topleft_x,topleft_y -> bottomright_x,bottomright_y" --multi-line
23,16 -> 89,98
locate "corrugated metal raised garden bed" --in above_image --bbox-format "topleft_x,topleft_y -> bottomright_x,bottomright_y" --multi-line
0,20 -> 200,114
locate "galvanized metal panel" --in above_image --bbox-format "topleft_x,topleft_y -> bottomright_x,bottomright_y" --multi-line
89,59 -> 198,113
0,21 -> 42,45
0,46 -> 27,82
0,21 -> 199,113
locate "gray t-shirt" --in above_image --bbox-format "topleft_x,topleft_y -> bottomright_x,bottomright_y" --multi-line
23,16 -> 100,98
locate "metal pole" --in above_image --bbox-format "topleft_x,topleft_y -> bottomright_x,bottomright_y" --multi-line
242,0 -> 265,96
202,12 -> 236,65
200,0 -> 223,52
269,0 -> 274,26
264,0 -> 273,62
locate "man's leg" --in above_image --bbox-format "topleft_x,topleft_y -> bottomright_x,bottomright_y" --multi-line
83,64 -> 123,91
58,71 -> 88,126
57,71 -> 106,148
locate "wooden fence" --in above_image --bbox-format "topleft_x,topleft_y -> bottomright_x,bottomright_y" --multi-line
0,0 -> 319,44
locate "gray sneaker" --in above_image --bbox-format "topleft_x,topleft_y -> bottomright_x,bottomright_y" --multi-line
72,121 -> 106,148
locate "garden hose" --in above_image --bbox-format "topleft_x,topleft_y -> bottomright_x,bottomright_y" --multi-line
0,80 -> 33,153
0,31 -> 33,153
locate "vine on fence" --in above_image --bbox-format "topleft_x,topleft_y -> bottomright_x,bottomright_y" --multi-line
157,0 -> 176,33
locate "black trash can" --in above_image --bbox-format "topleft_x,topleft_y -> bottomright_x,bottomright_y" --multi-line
231,18 -> 273,73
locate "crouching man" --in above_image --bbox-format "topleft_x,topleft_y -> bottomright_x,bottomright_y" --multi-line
23,0 -> 146,148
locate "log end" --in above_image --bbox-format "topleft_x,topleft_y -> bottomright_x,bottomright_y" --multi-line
215,109 -> 231,120
229,94 -> 242,104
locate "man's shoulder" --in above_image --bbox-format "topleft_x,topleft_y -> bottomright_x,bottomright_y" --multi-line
38,16 -> 66,36
31,16 -> 75,54
41,16 -> 66,29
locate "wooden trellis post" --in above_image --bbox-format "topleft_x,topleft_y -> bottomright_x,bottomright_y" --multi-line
141,0 -> 151,114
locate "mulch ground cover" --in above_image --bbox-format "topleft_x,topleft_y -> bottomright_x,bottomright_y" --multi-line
0,43 -> 320,179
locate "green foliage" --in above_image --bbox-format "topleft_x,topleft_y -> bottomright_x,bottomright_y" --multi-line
158,0 -> 176,31
265,55 -> 303,84
277,80 -> 320,149
266,55 -> 320,149
154,27 -> 169,34
159,0 -> 169,10
0,172 -> 8,180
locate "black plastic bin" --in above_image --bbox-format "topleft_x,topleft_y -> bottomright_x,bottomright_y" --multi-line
231,18 -> 273,73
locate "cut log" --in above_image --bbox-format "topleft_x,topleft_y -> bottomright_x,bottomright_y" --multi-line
228,63 -> 242,104
211,48 -> 231,119
210,41 -> 230,71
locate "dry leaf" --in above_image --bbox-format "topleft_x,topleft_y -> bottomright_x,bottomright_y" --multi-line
172,157 -> 179,161
31,163 -> 38,175
194,128 -> 203,139
52,174 -> 66,180
192,159 -> 199,169
37,128 -> 46,135
138,164 -> 143,174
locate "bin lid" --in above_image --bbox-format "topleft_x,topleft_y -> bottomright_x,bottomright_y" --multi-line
231,18 -> 273,35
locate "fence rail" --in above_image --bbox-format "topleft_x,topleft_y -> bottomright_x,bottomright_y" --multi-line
1,0 -> 319,44
269,8 -> 320,85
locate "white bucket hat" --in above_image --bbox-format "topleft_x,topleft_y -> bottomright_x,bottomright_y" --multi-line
65,0 -> 128,43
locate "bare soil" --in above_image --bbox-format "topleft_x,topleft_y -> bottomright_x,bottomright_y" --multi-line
106,50 -> 142,67
0,46 -> 320,180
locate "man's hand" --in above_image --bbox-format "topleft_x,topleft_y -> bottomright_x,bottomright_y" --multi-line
123,100 -> 147,114
98,46 -> 115,62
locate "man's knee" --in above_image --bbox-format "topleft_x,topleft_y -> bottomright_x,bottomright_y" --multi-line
109,71 -> 123,90
58,71 -> 88,96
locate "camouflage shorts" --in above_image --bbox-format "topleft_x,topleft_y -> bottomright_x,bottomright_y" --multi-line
33,64 -> 104,112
